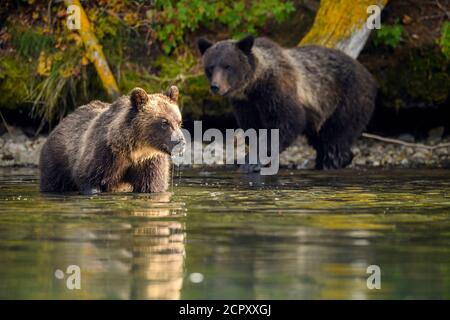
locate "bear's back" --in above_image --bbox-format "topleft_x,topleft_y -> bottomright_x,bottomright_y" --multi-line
284,45 -> 377,130
45,101 -> 111,168
39,100 -> 112,191
53,100 -> 109,143
287,45 -> 375,86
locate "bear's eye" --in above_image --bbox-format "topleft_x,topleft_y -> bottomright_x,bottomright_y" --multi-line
223,65 -> 232,71
161,119 -> 170,129
205,66 -> 213,77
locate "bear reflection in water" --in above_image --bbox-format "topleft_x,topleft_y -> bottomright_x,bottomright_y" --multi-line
48,192 -> 186,299
130,193 -> 185,299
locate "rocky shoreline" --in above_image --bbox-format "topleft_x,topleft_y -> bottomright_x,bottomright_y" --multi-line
1,127 -> 449,169
0,129 -> 47,167
280,136 -> 450,169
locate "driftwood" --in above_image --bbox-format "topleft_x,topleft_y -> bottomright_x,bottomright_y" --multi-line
362,133 -> 450,150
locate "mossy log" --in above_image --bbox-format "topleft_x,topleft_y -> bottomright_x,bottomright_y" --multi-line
299,0 -> 389,58
64,0 -> 120,98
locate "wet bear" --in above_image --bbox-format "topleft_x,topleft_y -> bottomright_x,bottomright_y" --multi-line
198,35 -> 378,170
39,86 -> 185,194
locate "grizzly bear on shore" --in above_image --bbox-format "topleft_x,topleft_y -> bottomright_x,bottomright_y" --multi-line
198,35 -> 378,170
39,86 -> 185,194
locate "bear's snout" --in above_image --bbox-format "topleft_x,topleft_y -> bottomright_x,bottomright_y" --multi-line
169,129 -> 186,156
210,83 -> 220,94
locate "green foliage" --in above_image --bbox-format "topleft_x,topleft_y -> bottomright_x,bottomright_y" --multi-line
31,48 -> 87,122
10,27 -> 55,58
0,56 -> 33,109
154,0 -> 295,53
439,22 -> 450,59
3,21 -> 96,122
373,22 -> 404,49
91,11 -> 121,40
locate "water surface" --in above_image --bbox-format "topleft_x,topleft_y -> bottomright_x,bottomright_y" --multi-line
0,167 -> 449,299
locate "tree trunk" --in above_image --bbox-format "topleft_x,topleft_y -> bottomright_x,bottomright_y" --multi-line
64,0 -> 120,99
299,0 -> 389,58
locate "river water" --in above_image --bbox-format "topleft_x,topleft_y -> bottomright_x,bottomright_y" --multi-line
0,167 -> 449,299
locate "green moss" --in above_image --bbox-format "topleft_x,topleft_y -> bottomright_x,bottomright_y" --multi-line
300,0 -> 389,47
377,47 -> 450,109
440,22 -> 450,59
0,56 -> 34,110
154,50 -> 195,78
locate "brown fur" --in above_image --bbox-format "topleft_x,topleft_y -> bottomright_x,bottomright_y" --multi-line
198,36 -> 378,170
39,86 -> 185,194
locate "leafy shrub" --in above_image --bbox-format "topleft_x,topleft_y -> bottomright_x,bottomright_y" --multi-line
153,0 -> 295,53
373,22 -> 403,49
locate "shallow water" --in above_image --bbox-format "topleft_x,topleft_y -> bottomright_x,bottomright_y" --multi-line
0,167 -> 449,299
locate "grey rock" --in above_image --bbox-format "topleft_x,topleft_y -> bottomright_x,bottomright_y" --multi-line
428,126 -> 445,145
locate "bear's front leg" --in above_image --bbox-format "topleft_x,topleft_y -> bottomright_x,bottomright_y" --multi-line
78,151 -> 129,194
127,155 -> 170,193
232,99 -> 263,131
231,100 -> 265,173
255,95 -> 306,173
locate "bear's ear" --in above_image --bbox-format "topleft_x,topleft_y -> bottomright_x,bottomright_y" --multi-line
197,37 -> 213,55
165,85 -> 179,102
236,35 -> 254,55
130,87 -> 149,111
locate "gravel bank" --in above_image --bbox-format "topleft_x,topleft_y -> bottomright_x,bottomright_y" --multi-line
0,129 -> 46,167
1,128 -> 449,169
280,136 -> 450,169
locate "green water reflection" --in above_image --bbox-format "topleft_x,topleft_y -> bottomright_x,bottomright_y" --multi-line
0,167 -> 449,299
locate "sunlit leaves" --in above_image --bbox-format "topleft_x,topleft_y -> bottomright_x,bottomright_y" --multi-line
154,0 -> 295,54
373,22 -> 404,49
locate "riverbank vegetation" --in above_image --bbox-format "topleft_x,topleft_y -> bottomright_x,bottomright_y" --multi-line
0,0 -> 448,136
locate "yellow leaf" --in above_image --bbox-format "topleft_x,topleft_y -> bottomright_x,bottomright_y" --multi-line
81,56 -> 90,66
124,12 -> 138,26
59,66 -> 73,78
67,33 -> 83,47
37,51 -> 51,76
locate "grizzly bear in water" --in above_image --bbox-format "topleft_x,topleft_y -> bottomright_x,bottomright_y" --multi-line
39,86 -> 185,194
198,35 -> 378,170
